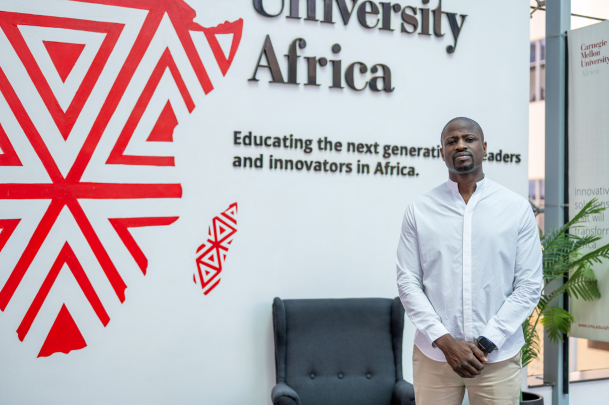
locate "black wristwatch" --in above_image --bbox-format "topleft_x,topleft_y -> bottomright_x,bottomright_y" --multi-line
477,336 -> 497,353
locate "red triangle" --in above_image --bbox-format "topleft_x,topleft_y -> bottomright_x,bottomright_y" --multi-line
205,251 -> 217,264
0,124 -> 22,166
0,13 -> 124,140
37,304 -> 87,358
202,19 -> 243,76
146,101 -> 178,142
43,41 -> 86,83
104,49 -> 193,166
221,203 -> 238,224
16,242 -> 111,343
0,219 -> 20,253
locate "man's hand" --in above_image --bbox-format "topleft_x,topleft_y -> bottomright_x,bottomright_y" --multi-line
435,334 -> 488,378
475,339 -> 490,359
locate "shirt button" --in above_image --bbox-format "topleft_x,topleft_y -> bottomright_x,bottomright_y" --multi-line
310,374 -> 315,379
366,374 -> 372,379
338,374 -> 344,379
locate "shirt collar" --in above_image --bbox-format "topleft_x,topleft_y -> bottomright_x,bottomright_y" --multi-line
446,174 -> 487,194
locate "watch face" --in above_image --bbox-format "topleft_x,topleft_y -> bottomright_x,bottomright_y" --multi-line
479,337 -> 491,351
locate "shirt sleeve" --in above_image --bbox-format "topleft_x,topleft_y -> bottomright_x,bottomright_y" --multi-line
396,203 -> 450,347
480,201 -> 543,349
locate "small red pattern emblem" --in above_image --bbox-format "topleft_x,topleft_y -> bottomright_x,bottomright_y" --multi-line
0,0 -> 243,357
195,203 -> 238,296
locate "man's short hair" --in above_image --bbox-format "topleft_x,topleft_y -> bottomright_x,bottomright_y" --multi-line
440,117 -> 484,143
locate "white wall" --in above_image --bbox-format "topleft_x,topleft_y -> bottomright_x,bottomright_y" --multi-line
570,380 -> 610,405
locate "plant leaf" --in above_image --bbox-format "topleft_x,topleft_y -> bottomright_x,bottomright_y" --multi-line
522,314 -> 541,368
520,198 -> 605,368
541,306 -> 573,344
567,265 -> 601,301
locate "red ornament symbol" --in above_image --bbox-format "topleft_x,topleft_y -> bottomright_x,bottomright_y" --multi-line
195,203 -> 238,295
0,0 -> 243,357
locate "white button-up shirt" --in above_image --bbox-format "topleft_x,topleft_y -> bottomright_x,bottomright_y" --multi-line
396,176 -> 542,363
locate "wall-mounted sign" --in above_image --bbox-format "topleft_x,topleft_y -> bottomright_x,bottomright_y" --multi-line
0,0 -> 529,403
567,20 -> 609,342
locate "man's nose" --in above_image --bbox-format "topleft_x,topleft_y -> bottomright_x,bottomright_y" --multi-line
455,139 -> 468,150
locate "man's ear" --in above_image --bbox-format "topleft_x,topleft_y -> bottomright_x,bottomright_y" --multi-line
440,147 -> 445,159
483,141 -> 487,155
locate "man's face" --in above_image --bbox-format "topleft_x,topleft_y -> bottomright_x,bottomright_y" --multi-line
440,120 -> 487,174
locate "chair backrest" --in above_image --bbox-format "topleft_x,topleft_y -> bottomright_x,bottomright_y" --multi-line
273,297 -> 405,405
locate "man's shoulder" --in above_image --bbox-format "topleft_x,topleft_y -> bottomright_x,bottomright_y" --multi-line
408,182 -> 451,209
411,182 -> 450,206
485,179 -> 530,209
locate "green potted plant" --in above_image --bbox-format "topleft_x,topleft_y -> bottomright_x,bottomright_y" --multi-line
520,199 -> 608,404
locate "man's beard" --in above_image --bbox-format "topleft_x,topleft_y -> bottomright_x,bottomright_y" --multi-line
455,161 -> 474,172
453,152 -> 474,173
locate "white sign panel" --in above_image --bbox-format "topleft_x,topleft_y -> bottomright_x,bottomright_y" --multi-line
567,20 -> 609,342
0,0 -> 529,403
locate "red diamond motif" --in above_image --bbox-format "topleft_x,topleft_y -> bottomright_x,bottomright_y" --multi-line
195,203 -> 238,295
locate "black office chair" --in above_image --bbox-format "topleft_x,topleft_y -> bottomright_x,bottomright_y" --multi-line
271,297 -> 416,405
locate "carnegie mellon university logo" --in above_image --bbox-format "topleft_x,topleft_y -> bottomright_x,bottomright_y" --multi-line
0,0 -> 243,357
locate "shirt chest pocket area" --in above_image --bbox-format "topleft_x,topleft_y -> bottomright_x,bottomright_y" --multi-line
471,215 -> 518,266
416,217 -> 464,269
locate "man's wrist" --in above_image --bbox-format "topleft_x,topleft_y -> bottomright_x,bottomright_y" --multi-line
434,333 -> 454,351
477,336 -> 497,353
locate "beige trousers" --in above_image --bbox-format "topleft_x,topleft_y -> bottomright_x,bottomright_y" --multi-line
413,345 -> 522,405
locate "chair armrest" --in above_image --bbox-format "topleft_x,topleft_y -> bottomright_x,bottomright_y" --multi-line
271,382 -> 301,405
392,379 -> 415,405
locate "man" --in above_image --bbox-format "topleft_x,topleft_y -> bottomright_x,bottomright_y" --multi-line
396,117 -> 542,405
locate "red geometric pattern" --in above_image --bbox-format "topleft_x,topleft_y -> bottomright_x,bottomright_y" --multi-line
17,242 -> 110,343
195,203 -> 238,295
0,12 -> 124,140
105,48 -> 195,166
109,217 -> 179,275
202,19 -> 244,76
37,304 -> 87,358
0,219 -> 20,253
146,101 -> 179,142
0,124 -> 22,166
0,0 -> 243,357
43,41 -> 86,83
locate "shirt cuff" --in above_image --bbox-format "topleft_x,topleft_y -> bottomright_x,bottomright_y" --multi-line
479,324 -> 508,349
425,323 -> 450,348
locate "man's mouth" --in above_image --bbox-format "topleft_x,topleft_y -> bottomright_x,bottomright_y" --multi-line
454,153 -> 472,161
